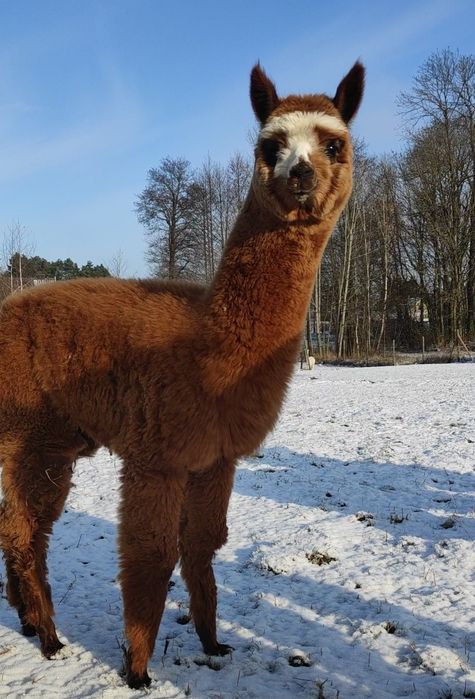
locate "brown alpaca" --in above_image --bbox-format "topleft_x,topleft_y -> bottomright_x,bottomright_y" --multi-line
0,62 -> 364,689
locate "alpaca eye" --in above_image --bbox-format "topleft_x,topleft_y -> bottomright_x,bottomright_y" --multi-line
260,138 -> 280,168
325,140 -> 341,161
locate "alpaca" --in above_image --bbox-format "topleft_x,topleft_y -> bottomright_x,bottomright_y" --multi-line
0,62 -> 364,689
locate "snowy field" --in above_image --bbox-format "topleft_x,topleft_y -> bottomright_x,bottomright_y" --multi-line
0,362 -> 474,698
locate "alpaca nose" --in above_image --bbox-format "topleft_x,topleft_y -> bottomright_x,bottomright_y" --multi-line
289,161 -> 314,180
288,161 -> 316,199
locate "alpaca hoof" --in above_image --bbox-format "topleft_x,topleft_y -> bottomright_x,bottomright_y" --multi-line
42,638 -> 65,659
126,670 -> 152,690
21,622 -> 37,637
120,648 -> 152,690
205,642 -> 234,656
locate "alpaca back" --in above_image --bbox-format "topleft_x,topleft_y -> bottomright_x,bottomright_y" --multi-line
0,278 -> 209,461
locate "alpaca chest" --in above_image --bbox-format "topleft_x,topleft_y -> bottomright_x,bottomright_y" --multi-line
166,385 -> 285,472
215,376 -> 289,460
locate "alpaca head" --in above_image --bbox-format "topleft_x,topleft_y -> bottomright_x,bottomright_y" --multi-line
250,62 -> 364,223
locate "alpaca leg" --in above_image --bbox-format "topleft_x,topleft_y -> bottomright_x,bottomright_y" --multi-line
0,478 -> 64,656
0,453 -> 74,657
119,469 -> 186,689
3,554 -> 36,636
179,459 -> 235,655
29,464 -> 72,658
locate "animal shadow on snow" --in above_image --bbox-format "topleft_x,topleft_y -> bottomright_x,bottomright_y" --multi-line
235,445 -> 475,550
0,443 -> 473,691
215,545 -> 473,697
0,503 -> 472,695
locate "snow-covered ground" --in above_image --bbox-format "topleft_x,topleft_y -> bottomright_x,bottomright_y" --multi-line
1,363 -> 474,698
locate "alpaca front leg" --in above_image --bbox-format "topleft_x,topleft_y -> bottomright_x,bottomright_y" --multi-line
119,469 -> 186,689
179,459 -> 235,655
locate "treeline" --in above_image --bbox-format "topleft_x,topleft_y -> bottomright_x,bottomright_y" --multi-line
318,49 -> 475,356
137,49 -> 474,356
0,251 -> 110,300
4,253 -> 110,282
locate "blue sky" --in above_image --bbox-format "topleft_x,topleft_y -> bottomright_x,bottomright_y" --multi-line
0,0 -> 473,277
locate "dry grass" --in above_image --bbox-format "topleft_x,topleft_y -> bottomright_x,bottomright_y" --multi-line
311,350 -> 471,368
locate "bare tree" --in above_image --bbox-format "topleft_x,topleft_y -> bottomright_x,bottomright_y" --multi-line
135,158 -> 196,279
109,249 -> 128,278
186,158 -> 219,281
398,49 -> 475,345
137,154 -> 253,283
1,222 -> 34,292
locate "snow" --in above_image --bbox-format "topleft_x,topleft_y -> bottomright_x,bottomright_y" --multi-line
1,362 -> 474,698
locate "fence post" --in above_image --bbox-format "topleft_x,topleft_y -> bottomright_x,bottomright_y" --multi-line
392,339 -> 396,366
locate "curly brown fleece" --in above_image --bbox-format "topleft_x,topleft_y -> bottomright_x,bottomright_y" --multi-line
0,62 -> 364,689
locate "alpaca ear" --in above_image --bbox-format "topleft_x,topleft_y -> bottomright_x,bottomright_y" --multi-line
250,63 -> 280,125
332,62 -> 365,123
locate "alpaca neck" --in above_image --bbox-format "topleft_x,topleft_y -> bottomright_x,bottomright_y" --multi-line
202,183 -> 334,392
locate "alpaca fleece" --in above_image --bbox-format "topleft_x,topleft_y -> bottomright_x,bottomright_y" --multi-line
0,61 -> 364,689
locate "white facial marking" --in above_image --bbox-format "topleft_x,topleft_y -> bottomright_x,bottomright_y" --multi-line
260,111 -> 347,178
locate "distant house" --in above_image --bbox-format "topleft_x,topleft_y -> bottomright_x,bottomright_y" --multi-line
0,276 -> 55,301
31,278 -> 55,286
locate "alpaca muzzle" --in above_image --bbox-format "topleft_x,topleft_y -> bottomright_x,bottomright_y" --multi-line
287,161 -> 316,201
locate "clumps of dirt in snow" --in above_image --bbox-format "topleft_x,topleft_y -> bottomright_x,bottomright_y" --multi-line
305,550 -> 337,566
356,511 -> 375,525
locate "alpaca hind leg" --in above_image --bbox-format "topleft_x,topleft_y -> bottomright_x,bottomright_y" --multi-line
0,466 -> 63,656
3,553 -> 36,636
179,459 -> 235,655
32,476 -> 73,657
119,468 -> 186,689
0,451 -> 74,657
